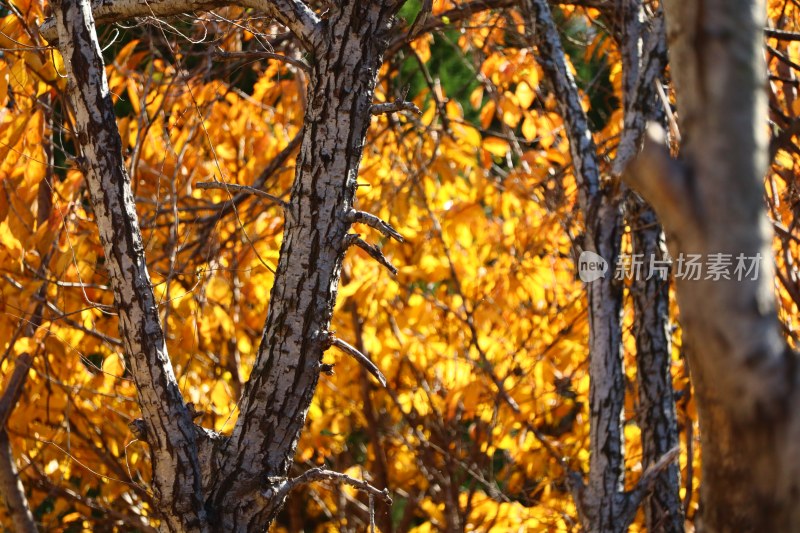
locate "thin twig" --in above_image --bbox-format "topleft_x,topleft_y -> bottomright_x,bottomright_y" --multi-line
623,446 -> 681,524
765,28 -> 800,41
213,49 -> 311,72
196,181 -> 287,209
278,467 -> 392,505
345,234 -> 398,275
329,335 -> 388,387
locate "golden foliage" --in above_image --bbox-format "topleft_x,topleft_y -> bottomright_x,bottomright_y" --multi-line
0,0 -> 796,530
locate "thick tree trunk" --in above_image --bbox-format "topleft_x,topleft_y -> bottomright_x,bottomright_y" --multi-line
626,0 -> 800,530
210,2 -> 399,528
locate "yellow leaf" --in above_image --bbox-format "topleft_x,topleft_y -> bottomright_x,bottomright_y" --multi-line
480,100 -> 496,129
0,65 -> 8,107
500,98 -> 522,128
9,59 -> 28,92
516,81 -> 535,109
211,380 -> 231,411
483,137 -> 510,158
469,85 -> 484,109
776,149 -> 793,169
0,188 -> 8,223
522,115 -> 537,141
102,353 -> 125,378
126,79 -> 141,114
452,122 -> 481,149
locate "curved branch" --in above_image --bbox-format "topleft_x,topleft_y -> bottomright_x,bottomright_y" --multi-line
41,0 -> 321,49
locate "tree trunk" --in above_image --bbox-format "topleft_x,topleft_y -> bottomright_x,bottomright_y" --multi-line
52,0 -> 401,529
210,2 -> 400,528
626,0 -> 800,530
525,2 -> 685,531
522,1 -> 628,529
628,197 -> 684,533
616,2 -> 684,530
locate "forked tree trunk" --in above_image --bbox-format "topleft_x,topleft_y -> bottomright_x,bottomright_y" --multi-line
616,2 -> 684,530
522,1 -> 627,529
53,0 -> 400,529
524,1 -> 683,531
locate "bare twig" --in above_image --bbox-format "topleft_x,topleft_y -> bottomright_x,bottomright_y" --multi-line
328,334 -> 388,388
196,181 -> 287,209
345,234 -> 398,275
765,28 -> 800,41
41,0 -> 322,48
275,467 -> 392,504
371,100 -> 422,116
622,446 -> 681,524
213,49 -> 310,72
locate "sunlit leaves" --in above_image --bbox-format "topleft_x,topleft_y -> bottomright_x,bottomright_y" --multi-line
3,0 -> 795,530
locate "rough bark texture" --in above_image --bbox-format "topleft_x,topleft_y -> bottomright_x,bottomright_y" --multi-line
615,2 -> 683,531
522,1 -> 627,530
626,0 -> 800,530
628,198 -> 684,533
210,1 -> 400,527
54,0 -> 209,528
51,0 -> 400,529
41,0 -> 320,46
525,2 -> 684,531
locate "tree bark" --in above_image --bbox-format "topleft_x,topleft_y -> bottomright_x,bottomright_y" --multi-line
54,1 -> 210,528
625,0 -> 800,530
615,3 -> 684,530
0,354 -> 36,533
628,197 -> 684,533
525,2 -> 685,531
210,1 -> 401,527
51,0 -> 400,529
522,1 -> 627,530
